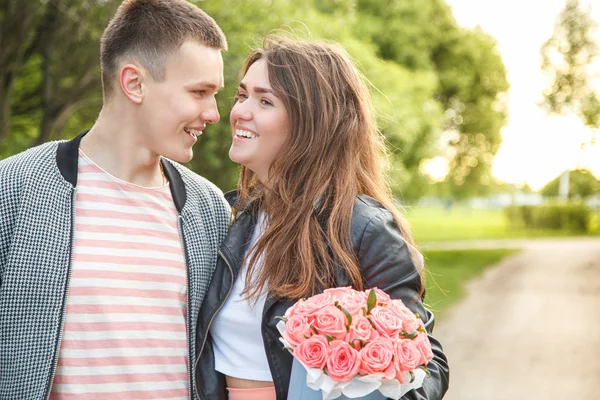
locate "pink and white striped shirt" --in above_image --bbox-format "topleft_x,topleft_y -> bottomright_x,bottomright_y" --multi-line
50,151 -> 189,400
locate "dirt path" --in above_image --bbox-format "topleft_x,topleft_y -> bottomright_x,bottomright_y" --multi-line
431,238 -> 600,400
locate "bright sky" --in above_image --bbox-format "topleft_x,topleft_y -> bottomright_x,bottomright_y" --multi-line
437,0 -> 600,190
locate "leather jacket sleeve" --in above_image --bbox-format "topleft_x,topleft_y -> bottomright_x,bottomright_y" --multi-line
355,207 -> 450,400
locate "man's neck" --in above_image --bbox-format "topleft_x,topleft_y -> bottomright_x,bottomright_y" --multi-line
80,109 -> 165,188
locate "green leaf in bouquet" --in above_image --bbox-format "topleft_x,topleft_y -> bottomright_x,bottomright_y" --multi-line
409,371 -> 415,383
274,316 -> 288,322
417,325 -> 427,334
414,312 -> 421,320
342,307 -> 352,328
401,330 -> 418,340
367,288 -> 377,314
325,334 -> 335,343
421,366 -> 431,376
311,325 -> 319,335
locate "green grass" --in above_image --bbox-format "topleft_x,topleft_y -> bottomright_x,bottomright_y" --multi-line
405,206 -> 599,243
423,248 -> 519,317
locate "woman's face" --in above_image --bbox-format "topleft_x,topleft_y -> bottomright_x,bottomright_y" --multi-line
229,60 -> 290,183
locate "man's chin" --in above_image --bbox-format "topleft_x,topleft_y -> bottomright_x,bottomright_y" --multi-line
163,150 -> 193,164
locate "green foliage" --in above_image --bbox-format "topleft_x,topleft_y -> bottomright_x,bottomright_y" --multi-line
434,28 -> 509,198
1,0 -> 509,201
541,0 -> 600,129
407,204 -> 600,242
1,0 -> 118,157
356,0 -> 509,199
504,203 -> 594,233
192,0 -> 448,193
541,169 -> 600,199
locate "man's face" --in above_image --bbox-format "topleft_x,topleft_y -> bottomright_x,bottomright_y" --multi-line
139,40 -> 224,163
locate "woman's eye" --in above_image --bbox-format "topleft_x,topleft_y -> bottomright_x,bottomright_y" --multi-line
195,90 -> 206,96
261,99 -> 273,106
236,92 -> 248,101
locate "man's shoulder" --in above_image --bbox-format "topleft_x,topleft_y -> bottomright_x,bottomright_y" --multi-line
0,142 -> 60,177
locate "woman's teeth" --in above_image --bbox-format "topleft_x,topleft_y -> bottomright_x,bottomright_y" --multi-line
236,129 -> 257,139
184,128 -> 202,138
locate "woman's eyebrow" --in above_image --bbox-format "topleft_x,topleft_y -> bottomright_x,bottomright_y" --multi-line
239,82 -> 274,94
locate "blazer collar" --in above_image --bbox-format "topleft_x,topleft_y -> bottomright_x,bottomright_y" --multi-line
56,130 -> 187,213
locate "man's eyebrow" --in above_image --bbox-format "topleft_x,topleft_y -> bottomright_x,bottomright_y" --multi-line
186,82 -> 224,91
239,82 -> 274,94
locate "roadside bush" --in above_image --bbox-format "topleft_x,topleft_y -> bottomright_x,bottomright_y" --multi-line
504,203 -> 593,233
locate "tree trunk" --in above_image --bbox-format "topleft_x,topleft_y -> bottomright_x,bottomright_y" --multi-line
0,86 -> 9,144
34,1 -> 59,146
0,71 -> 14,144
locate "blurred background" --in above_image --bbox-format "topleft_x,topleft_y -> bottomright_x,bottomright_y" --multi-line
2,0 -> 600,397
2,0 -> 599,236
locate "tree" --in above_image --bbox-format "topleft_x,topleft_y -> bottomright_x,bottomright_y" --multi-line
541,168 -> 600,199
355,0 -> 509,199
1,0 -> 120,157
0,0 -> 48,142
541,0 -> 600,198
195,0 -> 445,194
541,0 -> 600,130
1,0 -> 510,203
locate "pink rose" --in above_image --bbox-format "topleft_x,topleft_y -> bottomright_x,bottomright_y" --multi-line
358,337 -> 396,380
282,314 -> 313,347
393,339 -> 422,383
294,335 -> 329,370
388,300 -> 420,333
339,291 -> 368,319
313,305 -> 348,340
324,286 -> 354,302
413,332 -> 434,365
285,300 -> 303,318
368,306 -> 403,339
326,340 -> 361,382
345,316 -> 379,349
293,293 -> 331,318
365,287 -> 391,305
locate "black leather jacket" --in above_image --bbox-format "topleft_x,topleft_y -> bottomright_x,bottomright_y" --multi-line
194,192 -> 449,400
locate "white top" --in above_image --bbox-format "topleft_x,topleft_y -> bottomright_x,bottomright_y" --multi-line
210,212 -> 273,381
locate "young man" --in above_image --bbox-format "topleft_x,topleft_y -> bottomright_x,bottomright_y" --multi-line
0,1 -> 230,399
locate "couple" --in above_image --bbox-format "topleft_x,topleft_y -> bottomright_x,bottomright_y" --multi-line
0,0 -> 449,399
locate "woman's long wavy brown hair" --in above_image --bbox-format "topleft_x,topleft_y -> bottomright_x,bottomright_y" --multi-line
235,36 -> 422,301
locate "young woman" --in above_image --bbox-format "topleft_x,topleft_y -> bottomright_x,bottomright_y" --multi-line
194,36 -> 449,400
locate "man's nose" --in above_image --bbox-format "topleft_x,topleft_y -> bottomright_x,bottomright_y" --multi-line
202,99 -> 220,124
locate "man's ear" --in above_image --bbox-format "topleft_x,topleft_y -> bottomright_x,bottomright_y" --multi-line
119,64 -> 146,104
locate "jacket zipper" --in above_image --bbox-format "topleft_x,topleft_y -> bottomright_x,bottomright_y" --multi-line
44,188 -> 76,400
193,248 -> 234,400
178,216 -> 194,400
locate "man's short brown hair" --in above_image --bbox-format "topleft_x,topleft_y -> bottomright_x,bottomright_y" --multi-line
100,0 -> 227,99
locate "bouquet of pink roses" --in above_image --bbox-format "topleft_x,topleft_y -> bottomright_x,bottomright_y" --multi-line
277,287 -> 433,400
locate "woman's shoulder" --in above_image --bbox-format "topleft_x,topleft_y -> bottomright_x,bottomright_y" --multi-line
351,194 -> 394,228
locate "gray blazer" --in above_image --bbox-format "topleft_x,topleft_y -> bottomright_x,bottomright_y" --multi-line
0,132 -> 230,400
